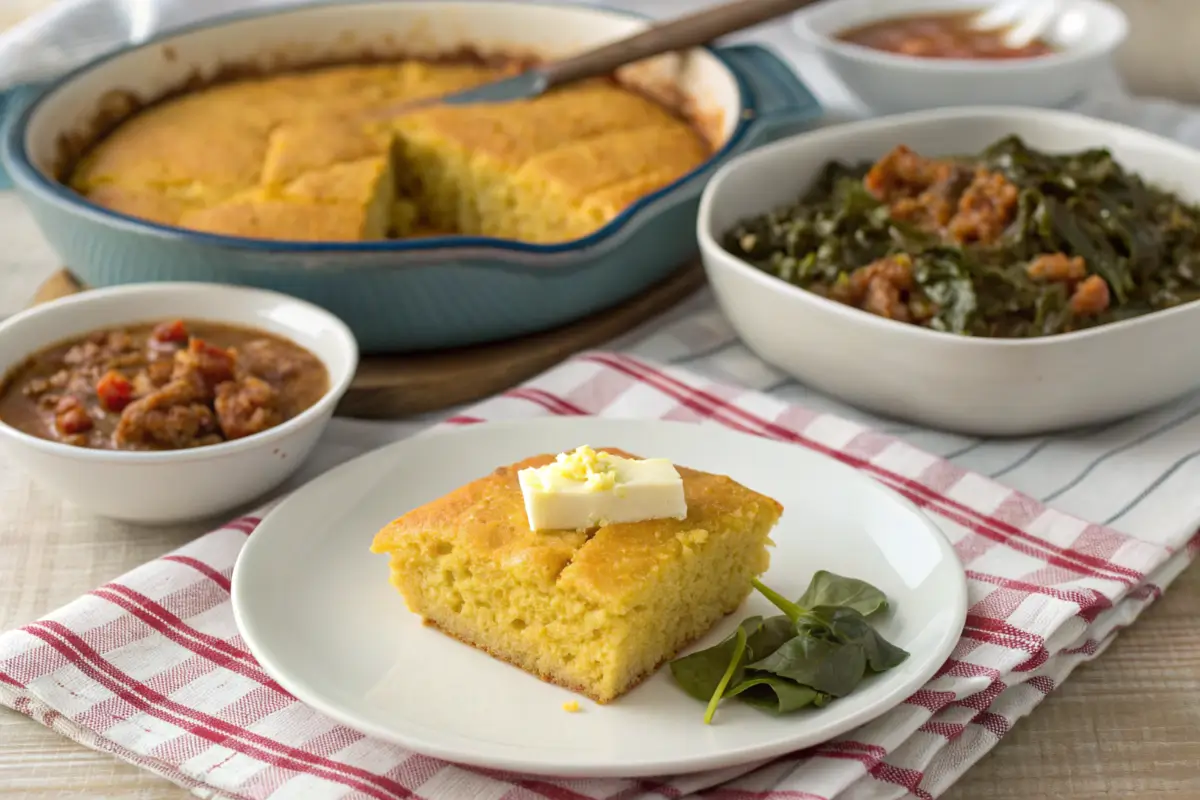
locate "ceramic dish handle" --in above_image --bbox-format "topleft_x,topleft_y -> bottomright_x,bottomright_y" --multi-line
715,43 -> 823,147
540,0 -> 821,88
0,84 -> 41,190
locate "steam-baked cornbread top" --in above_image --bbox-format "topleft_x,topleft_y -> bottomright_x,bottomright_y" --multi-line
68,61 -> 713,243
369,449 -> 783,604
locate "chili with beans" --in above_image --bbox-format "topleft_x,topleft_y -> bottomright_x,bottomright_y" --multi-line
0,320 -> 329,450
837,12 -> 1056,60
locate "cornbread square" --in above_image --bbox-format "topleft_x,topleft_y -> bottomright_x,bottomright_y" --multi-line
260,120 -> 394,185
369,449 -> 783,703
180,156 -> 396,241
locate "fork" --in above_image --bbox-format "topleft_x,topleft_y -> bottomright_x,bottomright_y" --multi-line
970,0 -> 1063,49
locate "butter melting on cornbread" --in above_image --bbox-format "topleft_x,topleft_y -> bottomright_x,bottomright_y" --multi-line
518,445 -> 687,531
69,62 -> 712,243
369,448 -> 782,704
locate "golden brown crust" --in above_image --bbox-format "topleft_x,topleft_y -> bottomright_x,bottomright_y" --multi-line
66,60 -> 713,243
370,448 -> 784,598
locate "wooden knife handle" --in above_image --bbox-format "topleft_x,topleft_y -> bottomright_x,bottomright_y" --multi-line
541,0 -> 820,87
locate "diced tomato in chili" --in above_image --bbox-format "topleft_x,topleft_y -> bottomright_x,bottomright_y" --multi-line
96,370 -> 134,412
152,319 -> 188,344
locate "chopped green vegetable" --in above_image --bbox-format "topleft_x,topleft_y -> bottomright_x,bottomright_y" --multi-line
670,570 -> 908,723
723,135 -> 1200,337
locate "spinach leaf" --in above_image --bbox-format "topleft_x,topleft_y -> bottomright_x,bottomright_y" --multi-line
746,633 -> 868,697
809,605 -> 910,672
745,614 -> 799,662
726,676 -> 819,714
669,616 -> 762,704
796,571 -> 889,616
670,570 -> 908,722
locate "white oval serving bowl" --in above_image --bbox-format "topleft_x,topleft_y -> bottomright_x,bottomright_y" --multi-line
698,106 -> 1200,437
0,283 -> 358,523
793,0 -> 1129,114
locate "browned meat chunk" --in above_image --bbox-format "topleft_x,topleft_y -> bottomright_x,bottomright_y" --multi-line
864,145 -> 940,202
947,168 -> 1019,244
827,255 -> 921,322
214,376 -> 283,440
1069,275 -> 1111,316
171,338 -> 236,395
1027,253 -> 1087,282
865,146 -> 982,234
113,377 -> 220,449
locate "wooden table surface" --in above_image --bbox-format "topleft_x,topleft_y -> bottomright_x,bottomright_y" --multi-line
3,457 -> 1200,800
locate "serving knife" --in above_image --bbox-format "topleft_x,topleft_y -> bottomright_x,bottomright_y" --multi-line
370,0 -> 821,118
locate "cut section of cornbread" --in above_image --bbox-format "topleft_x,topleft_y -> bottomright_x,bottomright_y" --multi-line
68,60 -> 712,244
179,155 -> 396,241
369,449 -> 783,703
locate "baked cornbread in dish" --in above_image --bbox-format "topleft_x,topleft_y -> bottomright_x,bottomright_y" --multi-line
369,447 -> 783,703
67,62 -> 713,243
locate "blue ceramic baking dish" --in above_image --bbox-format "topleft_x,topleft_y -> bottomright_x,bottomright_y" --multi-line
1,1 -> 821,353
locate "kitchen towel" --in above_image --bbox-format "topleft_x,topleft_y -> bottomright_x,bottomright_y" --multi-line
0,350 -> 1192,800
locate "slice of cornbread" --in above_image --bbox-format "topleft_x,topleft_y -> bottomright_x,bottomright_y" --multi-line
369,449 -> 783,703
180,155 -> 396,241
260,120 -> 394,185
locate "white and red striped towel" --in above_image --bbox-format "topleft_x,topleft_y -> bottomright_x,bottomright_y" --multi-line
1,350 -> 1195,800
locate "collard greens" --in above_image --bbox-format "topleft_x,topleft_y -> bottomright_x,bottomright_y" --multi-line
723,135 -> 1200,337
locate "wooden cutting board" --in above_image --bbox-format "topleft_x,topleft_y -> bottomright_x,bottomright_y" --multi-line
30,265 -> 705,419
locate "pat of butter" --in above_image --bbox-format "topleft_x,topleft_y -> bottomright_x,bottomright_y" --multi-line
518,446 -> 687,531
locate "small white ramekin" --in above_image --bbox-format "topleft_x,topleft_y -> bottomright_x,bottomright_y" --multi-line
794,0 -> 1129,114
0,282 -> 358,523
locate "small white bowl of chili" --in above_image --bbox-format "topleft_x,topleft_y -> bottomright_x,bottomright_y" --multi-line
0,283 -> 358,523
794,0 -> 1129,114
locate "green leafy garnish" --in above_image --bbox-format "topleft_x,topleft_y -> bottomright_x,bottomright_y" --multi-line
727,676 -> 818,713
746,631 -> 867,697
670,616 -> 761,704
670,570 -> 908,723
795,570 -> 888,616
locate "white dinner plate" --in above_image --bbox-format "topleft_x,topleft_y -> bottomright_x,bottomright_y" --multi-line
231,418 -> 968,778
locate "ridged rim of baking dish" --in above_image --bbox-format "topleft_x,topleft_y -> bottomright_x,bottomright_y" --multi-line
1,0 -> 784,262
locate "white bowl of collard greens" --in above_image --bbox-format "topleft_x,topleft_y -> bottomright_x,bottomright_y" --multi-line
698,106 -> 1200,437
